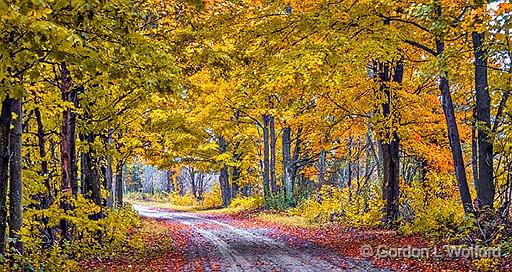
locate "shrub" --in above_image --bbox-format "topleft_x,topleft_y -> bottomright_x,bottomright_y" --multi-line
9,195 -> 141,272
264,193 -> 289,210
202,183 -> 223,209
170,192 -> 199,206
230,196 -> 264,211
291,185 -> 383,227
399,172 -> 467,239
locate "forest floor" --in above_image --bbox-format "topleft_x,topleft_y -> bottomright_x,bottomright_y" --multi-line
85,202 -> 510,272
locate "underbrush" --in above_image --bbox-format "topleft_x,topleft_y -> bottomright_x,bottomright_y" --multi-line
290,185 -> 383,228
398,172 -> 468,240
229,195 -> 264,211
2,195 -> 141,272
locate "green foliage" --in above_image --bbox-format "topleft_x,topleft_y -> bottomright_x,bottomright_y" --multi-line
264,193 -> 289,211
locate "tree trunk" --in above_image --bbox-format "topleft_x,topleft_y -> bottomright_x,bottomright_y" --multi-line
380,135 -> 400,224
472,109 -> 479,188
0,96 -> 12,254
375,61 -> 403,224
472,10 -> 494,208
269,115 -> 278,194
115,164 -> 124,207
241,185 -> 251,197
81,134 -> 102,206
290,127 -> 302,194
35,108 -> 53,206
347,137 -> 353,190
60,63 -> 78,195
166,170 -> 174,193
218,136 -> 231,207
282,127 -> 293,205
90,156 -> 102,206
80,151 -> 90,195
219,166 -> 229,207
435,35 -> 474,213
231,163 -> 241,199
9,98 -> 23,253
190,168 -> 198,199
231,181 -> 239,199
318,149 -> 327,188
104,131 -> 114,208
262,114 -> 271,199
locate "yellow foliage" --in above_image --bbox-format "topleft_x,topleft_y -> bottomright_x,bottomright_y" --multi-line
229,196 -> 264,211
292,185 -> 383,227
201,183 -> 223,209
170,192 -> 199,206
16,197 -> 141,272
399,173 -> 466,239
471,258 -> 500,272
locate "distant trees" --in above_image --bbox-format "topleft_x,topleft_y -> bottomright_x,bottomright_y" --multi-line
142,0 -> 512,230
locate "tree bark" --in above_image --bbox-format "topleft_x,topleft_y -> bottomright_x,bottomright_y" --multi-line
375,61 -> 403,224
189,167 -> 198,199
269,115 -> 278,194
80,151 -> 90,195
219,166 -> 229,207
231,181 -> 239,199
35,108 -> 53,206
318,149 -> 327,188
81,134 -> 102,206
262,114 -> 271,199
104,131 -> 114,208
166,170 -> 174,193
472,7 -> 494,208
231,161 -> 241,199
347,137 -> 353,190
472,107 -> 479,189
282,127 -> 293,205
9,98 -> 23,253
60,63 -> 78,196
290,127 -> 302,194
218,136 -> 231,207
115,164 -> 124,207
435,35 -> 474,213
0,96 -> 12,254
380,135 -> 400,224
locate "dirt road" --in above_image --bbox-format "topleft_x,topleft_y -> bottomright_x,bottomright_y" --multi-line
132,204 -> 390,272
